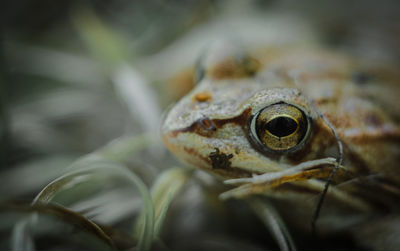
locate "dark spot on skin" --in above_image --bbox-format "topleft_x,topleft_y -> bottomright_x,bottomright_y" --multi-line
182,147 -> 253,178
352,71 -> 372,85
365,113 -> 382,127
199,117 -> 217,131
209,148 -> 233,169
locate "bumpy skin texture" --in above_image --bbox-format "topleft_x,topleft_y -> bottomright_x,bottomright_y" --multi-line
161,44 -> 400,235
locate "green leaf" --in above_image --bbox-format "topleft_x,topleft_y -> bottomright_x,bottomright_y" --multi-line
150,167 -> 192,237
71,6 -> 127,67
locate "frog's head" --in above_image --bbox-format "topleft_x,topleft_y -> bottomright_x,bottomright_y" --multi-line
161,42 -> 337,179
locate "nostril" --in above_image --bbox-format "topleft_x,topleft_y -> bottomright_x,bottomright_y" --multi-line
199,117 -> 217,131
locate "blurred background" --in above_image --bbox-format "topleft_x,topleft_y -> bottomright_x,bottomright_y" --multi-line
0,0 -> 399,250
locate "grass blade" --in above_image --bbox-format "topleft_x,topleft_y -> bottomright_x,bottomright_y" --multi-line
150,168 -> 192,237
32,160 -> 155,251
247,197 -> 297,251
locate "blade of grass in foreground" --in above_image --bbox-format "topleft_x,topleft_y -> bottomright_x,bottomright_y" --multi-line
11,214 -> 37,251
6,203 -> 115,251
32,161 -> 154,251
32,134 -> 158,251
146,167 -> 192,237
247,197 -> 297,251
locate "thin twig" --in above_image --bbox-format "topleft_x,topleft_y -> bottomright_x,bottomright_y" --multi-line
311,113 -> 344,235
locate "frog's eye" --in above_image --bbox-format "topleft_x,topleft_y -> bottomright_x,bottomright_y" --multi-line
249,103 -> 311,153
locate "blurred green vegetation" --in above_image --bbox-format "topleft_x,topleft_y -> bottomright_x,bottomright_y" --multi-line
0,0 -> 399,250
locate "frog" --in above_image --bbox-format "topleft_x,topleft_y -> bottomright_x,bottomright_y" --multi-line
161,40 -> 400,250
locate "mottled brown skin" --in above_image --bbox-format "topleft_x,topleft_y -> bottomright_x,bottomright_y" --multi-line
164,68 -> 196,102
161,44 -> 400,239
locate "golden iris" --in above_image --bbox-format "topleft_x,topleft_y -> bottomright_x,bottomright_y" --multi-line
251,103 -> 310,153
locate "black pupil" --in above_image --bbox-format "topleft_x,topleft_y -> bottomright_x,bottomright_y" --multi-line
265,116 -> 298,137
